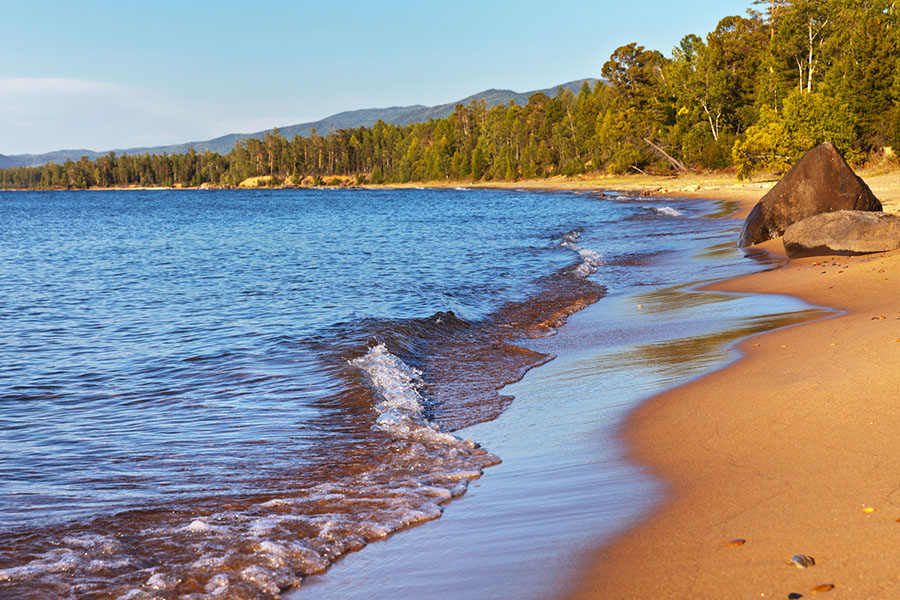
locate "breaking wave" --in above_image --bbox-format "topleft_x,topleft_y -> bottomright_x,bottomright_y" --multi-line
560,230 -> 604,277
647,206 -> 683,217
0,343 -> 500,599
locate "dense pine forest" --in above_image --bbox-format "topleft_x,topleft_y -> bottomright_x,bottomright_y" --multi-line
2,0 -> 898,190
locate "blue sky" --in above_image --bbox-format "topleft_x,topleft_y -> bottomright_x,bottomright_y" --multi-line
1,0 -> 754,155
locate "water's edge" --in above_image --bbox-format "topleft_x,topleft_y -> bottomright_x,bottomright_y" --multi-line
292,199 -> 826,599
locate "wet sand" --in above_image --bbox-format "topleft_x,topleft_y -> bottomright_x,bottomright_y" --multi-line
566,179 -> 900,599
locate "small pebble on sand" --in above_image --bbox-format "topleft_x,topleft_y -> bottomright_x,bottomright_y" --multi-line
809,583 -> 834,594
789,555 -> 816,568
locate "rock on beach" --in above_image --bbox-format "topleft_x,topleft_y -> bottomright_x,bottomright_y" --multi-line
783,210 -> 900,257
738,142 -> 882,247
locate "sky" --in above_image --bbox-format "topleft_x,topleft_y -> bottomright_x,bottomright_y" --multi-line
1,0 -> 755,155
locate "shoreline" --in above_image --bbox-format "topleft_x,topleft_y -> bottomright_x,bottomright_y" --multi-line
0,170 -> 854,196
0,173 -> 760,195
286,192 -> 817,598
2,167 -> 900,209
564,185 -> 900,598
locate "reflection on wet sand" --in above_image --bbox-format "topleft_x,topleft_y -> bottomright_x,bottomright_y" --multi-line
631,282 -> 736,314
612,308 -> 831,386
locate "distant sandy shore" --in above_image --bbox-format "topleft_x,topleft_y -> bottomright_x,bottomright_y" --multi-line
562,173 -> 900,599
7,167 -> 900,212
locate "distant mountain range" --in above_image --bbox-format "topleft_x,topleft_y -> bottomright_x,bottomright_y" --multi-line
0,79 -> 598,169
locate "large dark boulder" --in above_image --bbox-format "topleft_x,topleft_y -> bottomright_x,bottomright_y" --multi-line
738,142 -> 882,247
783,210 -> 900,257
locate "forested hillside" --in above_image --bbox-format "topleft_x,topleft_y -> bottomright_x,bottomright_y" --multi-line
0,80 -> 596,169
2,0 -> 897,190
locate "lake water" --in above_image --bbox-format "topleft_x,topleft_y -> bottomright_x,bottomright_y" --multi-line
0,188 -> 813,599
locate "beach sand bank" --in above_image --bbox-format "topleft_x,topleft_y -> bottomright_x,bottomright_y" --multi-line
566,176 -> 900,599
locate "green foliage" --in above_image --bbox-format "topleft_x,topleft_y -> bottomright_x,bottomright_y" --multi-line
732,106 -> 791,178
733,91 -> 857,178
821,0 -> 899,147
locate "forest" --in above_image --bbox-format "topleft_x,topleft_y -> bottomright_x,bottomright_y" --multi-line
1,0 -> 898,190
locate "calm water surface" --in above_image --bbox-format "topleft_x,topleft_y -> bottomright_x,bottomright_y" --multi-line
0,188 -> 782,599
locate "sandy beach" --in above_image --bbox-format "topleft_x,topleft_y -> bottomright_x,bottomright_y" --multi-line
565,172 -> 900,599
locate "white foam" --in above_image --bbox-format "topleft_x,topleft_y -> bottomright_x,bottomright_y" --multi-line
561,230 -> 582,246
260,497 -> 293,507
388,504 -> 443,528
0,549 -> 82,582
355,521 -> 392,540
240,565 -> 281,596
350,344 -> 465,447
145,572 -> 177,591
248,516 -> 284,537
646,206 -> 683,217
416,485 -> 454,500
430,470 -> 484,482
560,230 -> 604,277
61,534 -> 120,554
184,519 -> 229,535
252,537 -> 327,574
191,554 -> 228,570
204,573 -> 230,592
258,540 -> 291,557
86,558 -> 133,573
350,344 -> 425,416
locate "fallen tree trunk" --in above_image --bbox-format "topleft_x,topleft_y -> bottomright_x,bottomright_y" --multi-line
643,137 -> 686,172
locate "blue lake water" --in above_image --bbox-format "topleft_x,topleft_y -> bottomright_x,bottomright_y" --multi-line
0,188 -> 810,599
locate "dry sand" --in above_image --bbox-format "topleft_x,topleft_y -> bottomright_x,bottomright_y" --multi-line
563,172 -> 900,599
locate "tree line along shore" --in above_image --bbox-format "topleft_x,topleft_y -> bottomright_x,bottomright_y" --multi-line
2,0 -> 898,191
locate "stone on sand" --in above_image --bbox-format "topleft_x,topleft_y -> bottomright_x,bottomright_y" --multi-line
783,210 -> 900,257
789,554 -> 816,568
738,142 -> 882,247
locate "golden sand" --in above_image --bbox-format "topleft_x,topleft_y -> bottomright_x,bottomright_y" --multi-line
562,172 -> 900,599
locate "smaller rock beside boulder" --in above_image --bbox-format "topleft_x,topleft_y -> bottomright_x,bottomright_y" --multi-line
738,142 -> 882,247
783,210 -> 900,257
